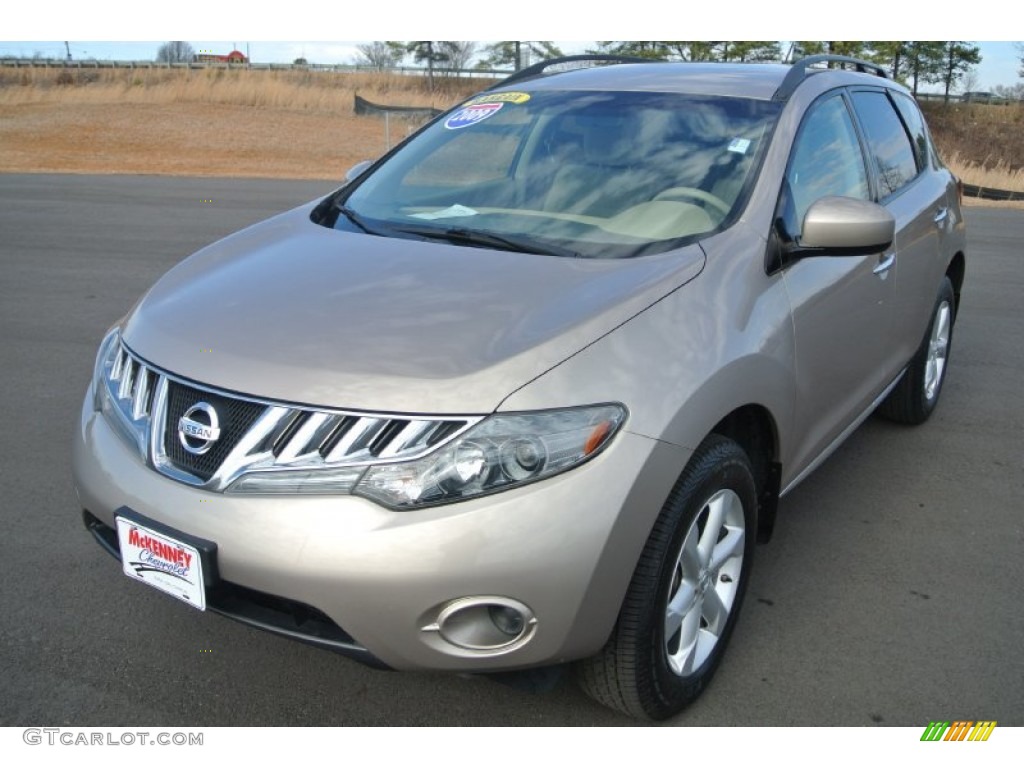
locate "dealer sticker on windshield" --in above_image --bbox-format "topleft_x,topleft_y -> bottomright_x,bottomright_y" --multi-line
116,518 -> 206,610
463,91 -> 531,106
727,138 -> 751,154
445,102 -> 504,129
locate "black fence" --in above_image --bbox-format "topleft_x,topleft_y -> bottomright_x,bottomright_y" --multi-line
353,95 -> 442,119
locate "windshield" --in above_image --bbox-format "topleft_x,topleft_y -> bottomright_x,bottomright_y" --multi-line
325,89 -> 780,259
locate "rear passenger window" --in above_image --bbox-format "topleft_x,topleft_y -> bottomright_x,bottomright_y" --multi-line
850,91 -> 918,198
890,91 -> 931,171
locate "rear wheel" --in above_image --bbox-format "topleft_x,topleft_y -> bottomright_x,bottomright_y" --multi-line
878,276 -> 956,425
576,435 -> 757,720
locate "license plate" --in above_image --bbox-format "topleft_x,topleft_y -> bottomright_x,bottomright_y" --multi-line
116,518 -> 206,610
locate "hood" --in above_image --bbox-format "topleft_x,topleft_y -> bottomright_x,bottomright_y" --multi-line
123,204 -> 705,414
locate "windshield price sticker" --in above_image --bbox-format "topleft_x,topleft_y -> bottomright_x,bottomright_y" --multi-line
463,91 -> 531,106
445,102 -> 504,130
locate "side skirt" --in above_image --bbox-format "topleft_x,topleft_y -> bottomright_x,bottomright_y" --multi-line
780,369 -> 906,498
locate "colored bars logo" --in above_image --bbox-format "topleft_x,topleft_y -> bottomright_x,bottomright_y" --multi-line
920,721 -> 997,741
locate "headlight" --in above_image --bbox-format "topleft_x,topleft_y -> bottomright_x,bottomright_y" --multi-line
354,404 -> 626,509
91,327 -> 121,411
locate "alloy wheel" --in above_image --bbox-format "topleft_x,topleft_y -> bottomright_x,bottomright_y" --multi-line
663,488 -> 746,676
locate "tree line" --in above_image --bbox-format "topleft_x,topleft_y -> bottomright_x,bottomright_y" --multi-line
588,42 -> 984,104
356,40 -> 996,104
354,41 -> 567,87
153,40 -> 1017,104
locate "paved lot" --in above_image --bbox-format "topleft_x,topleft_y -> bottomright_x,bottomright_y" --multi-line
0,174 -> 1021,726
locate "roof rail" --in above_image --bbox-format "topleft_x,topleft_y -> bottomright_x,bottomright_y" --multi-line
774,55 -> 889,101
489,54 -> 654,90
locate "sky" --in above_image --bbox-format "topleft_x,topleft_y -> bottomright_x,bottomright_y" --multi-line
3,2 -> 1021,90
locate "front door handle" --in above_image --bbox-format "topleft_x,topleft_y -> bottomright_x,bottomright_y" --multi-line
873,252 -> 896,276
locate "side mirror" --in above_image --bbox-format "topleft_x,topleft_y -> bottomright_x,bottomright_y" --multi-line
800,196 -> 895,254
345,160 -> 373,183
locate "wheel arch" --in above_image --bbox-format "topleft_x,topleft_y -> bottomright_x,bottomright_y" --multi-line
566,396 -> 785,663
709,404 -> 782,542
946,250 -> 965,318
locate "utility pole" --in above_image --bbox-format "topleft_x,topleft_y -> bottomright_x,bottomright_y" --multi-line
65,41 -> 71,61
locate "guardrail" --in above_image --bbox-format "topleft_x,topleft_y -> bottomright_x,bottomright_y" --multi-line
0,58 -> 509,77
916,91 -> 1019,105
963,183 -> 1024,202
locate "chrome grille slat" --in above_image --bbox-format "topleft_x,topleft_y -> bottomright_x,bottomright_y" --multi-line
208,406 -> 292,489
111,347 -> 126,381
324,417 -> 386,463
131,365 -> 151,420
318,415 -> 357,458
277,412 -> 333,464
103,337 -> 482,491
377,420 -> 436,458
117,357 -> 135,400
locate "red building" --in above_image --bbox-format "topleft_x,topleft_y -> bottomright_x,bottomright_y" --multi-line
195,50 -> 248,64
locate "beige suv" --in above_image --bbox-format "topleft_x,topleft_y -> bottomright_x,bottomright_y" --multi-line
73,55 -> 966,719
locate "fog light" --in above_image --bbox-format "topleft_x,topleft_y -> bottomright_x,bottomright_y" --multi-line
423,596 -> 537,653
488,604 -> 526,636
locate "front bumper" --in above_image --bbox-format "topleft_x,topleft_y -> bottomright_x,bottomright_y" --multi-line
72,392 -> 688,671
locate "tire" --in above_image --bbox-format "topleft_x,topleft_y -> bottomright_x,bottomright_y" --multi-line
576,435 -> 757,720
877,276 -> 956,425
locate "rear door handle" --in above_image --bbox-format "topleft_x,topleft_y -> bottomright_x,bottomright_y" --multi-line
934,207 -> 949,225
873,252 -> 896,276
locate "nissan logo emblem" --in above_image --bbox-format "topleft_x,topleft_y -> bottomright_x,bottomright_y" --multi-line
178,402 -> 221,455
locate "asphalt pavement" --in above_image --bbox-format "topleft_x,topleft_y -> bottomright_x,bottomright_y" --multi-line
0,174 -> 1021,726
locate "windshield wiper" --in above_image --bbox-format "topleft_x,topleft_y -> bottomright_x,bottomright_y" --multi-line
334,203 -> 390,237
390,225 -> 582,259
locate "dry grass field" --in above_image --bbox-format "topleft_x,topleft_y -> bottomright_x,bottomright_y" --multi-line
1,66 -> 1021,199
0,68 -> 482,178
920,101 -> 1024,197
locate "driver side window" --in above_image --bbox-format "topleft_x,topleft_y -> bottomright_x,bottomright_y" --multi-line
783,95 -> 871,239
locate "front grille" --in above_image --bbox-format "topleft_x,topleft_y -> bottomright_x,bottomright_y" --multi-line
104,337 -> 480,491
163,381 -> 266,482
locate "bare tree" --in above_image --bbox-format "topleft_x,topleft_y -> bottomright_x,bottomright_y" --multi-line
992,82 -> 1024,100
356,41 -> 404,71
1017,42 -> 1024,79
960,67 -> 980,95
436,41 -> 477,73
156,41 -> 195,64
479,41 -> 563,70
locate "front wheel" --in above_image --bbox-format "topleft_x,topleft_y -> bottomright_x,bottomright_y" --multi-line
576,435 -> 757,720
